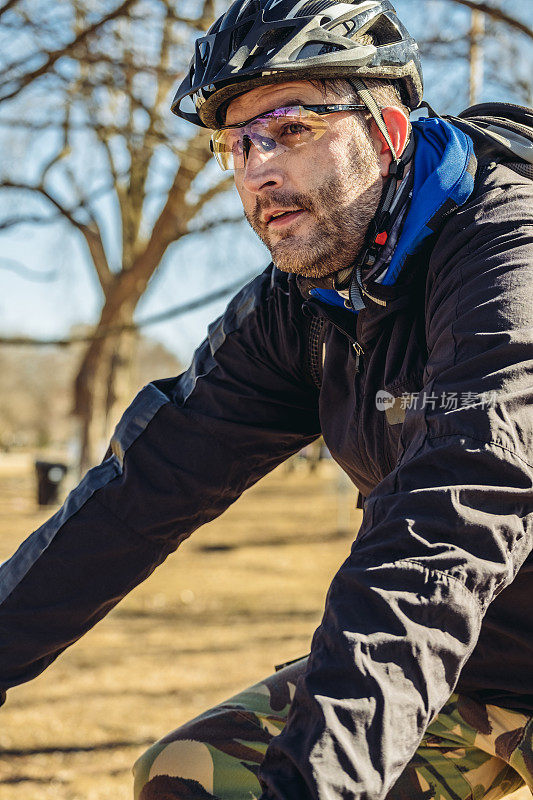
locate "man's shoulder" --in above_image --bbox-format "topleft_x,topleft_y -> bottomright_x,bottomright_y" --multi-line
473,158 -> 533,199
230,263 -> 295,301
224,263 -> 303,324
458,158 -> 532,233
418,159 -> 532,330
428,159 -> 532,270
213,264 -> 308,357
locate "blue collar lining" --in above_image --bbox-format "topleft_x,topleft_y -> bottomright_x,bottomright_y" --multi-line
310,117 -> 475,310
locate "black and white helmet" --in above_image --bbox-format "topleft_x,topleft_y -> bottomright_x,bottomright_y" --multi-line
171,0 -> 423,128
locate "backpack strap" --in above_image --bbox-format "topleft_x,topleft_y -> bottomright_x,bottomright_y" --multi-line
419,100 -> 533,180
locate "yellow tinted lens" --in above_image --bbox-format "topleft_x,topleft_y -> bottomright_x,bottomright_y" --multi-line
211,107 -> 329,170
210,130 -> 239,170
260,107 -> 328,146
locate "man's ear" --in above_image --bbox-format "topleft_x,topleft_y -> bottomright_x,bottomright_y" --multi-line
370,107 -> 410,177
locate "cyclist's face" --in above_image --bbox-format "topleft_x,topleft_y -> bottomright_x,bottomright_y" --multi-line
226,80 -> 383,279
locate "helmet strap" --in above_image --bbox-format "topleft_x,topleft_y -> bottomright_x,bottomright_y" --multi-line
341,79 -> 415,309
351,77 -> 399,162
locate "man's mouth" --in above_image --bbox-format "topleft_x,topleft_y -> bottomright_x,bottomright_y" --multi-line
265,209 -> 306,228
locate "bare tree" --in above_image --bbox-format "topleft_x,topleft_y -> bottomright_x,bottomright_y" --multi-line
446,0 -> 532,41
414,0 -> 532,110
0,0 -> 138,104
2,0 -> 530,472
0,0 -> 241,470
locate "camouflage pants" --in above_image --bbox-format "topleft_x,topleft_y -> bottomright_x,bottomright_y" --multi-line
133,657 -> 533,800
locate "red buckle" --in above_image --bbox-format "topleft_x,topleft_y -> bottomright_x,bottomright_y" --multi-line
375,231 -> 388,246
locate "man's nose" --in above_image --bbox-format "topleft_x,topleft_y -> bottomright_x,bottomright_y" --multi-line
240,142 -> 284,195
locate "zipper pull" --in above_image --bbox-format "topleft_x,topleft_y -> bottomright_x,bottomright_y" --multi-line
352,341 -> 364,373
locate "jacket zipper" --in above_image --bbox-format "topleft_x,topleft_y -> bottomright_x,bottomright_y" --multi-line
320,318 -> 364,374
352,341 -> 364,373
305,302 -> 365,375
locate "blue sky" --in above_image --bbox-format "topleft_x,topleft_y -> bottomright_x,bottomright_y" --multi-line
0,0 -> 531,364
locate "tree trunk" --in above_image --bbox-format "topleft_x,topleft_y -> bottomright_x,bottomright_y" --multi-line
74,299 -> 138,474
104,324 -> 139,445
469,9 -> 485,105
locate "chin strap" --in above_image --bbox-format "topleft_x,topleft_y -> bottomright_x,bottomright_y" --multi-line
352,77 -> 399,162
339,78 -> 415,310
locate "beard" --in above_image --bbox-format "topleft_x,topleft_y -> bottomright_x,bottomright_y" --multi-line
243,129 -> 383,279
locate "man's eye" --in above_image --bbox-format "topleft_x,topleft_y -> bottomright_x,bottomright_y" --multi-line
281,122 -> 307,137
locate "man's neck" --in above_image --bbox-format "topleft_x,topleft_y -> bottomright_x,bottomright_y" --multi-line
296,163 -> 413,300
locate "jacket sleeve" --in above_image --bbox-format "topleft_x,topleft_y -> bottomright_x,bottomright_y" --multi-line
258,172 -> 533,799
0,266 -> 320,702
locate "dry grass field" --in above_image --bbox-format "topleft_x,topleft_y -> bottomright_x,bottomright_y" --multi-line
0,455 -> 530,800
0,455 -> 361,799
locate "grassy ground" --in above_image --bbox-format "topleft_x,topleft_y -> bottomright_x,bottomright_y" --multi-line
0,455 -> 361,799
0,456 -> 530,800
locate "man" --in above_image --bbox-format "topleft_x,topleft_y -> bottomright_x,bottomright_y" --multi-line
1,1 -> 532,799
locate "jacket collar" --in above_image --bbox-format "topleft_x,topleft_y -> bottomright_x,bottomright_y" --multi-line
297,117 -> 477,318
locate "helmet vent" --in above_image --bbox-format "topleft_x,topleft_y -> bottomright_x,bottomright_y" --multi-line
318,42 -> 341,54
208,17 -> 223,36
235,0 -> 261,21
295,41 -> 342,59
198,40 -> 210,64
295,0 -> 346,16
231,19 -> 255,53
329,19 -> 356,37
256,27 -> 291,51
241,27 -> 291,68
371,14 -> 403,45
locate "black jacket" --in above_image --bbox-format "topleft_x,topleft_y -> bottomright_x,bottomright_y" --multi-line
0,162 -> 532,800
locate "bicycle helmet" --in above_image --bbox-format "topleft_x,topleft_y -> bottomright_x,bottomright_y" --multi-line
171,0 -> 423,129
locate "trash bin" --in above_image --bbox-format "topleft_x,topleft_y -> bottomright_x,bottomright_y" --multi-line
35,461 -> 68,506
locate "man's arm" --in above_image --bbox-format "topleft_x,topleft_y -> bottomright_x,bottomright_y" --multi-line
0,266 -> 320,701
258,169 -> 533,799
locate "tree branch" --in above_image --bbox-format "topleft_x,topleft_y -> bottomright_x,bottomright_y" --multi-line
1,180 -> 87,228
0,271 -> 260,346
0,180 -> 113,293
186,214 -> 246,236
0,0 -> 139,103
446,0 -> 533,40
0,116 -> 183,157
0,0 -> 21,17
115,129 -> 213,300
188,176 -> 237,219
0,256 -> 58,281
116,3 -> 179,270
162,0 -> 215,32
0,213 -> 59,230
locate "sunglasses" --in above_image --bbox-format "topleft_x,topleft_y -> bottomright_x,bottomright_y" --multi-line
210,103 -> 367,171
